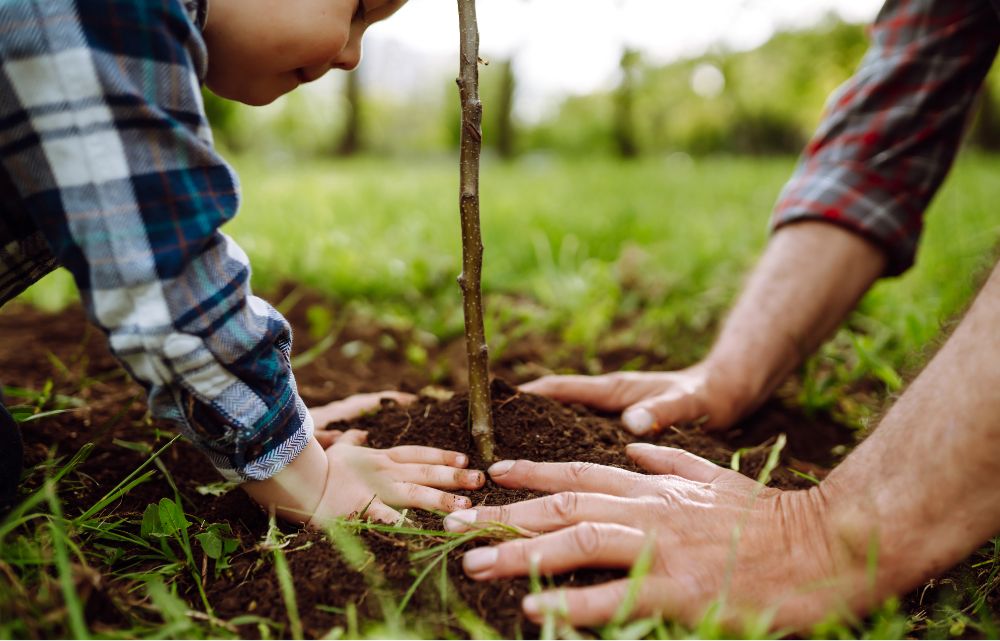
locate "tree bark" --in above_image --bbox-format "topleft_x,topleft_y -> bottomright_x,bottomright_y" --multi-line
336,70 -> 363,156
456,0 -> 495,463
614,48 -> 640,159
495,59 -> 517,160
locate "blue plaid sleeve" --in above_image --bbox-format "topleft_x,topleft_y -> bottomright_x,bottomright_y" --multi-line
0,0 -> 313,481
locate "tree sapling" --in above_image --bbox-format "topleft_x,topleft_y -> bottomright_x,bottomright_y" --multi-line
456,0 -> 495,463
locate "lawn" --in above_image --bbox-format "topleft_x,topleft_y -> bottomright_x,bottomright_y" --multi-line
4,152 -> 999,638
23,152 -> 1000,361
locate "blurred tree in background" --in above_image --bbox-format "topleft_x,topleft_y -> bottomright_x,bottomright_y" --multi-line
202,14 -> 999,160
614,49 -> 641,159
335,71 -> 364,156
492,58 -> 518,160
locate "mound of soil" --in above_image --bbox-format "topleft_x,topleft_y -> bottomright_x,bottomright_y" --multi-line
0,294 -> 987,638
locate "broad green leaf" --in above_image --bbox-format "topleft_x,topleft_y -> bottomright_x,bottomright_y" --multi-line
140,503 -> 162,538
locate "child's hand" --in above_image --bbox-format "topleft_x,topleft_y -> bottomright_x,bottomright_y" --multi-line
243,432 -> 484,527
244,390 -> 484,526
309,429 -> 484,526
309,391 -> 417,436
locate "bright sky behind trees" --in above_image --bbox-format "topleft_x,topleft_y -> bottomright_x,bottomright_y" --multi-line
358,0 -> 883,117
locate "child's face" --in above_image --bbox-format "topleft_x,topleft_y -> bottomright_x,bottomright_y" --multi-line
203,0 -> 406,105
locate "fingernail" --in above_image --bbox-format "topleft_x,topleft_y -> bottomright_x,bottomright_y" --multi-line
444,508 -> 477,532
455,454 -> 468,467
463,547 -> 498,574
623,408 -> 656,434
522,595 -> 540,617
523,593 -> 558,618
467,471 -> 485,487
489,460 -> 515,477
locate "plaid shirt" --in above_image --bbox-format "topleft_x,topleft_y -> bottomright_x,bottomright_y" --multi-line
773,0 -> 999,275
0,0 -> 313,481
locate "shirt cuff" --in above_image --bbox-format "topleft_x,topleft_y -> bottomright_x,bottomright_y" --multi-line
771,163 -> 922,277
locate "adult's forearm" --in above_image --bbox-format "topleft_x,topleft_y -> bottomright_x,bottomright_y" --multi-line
817,260 -> 1000,608
705,221 -> 886,415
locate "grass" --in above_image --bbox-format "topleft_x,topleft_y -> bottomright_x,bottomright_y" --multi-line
19,152 -> 1000,360
5,152 -> 1000,638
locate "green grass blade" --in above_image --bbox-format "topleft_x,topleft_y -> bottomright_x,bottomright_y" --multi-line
45,483 -> 89,639
76,434 -> 180,523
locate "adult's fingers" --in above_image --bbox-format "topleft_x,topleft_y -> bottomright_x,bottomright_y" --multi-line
444,492 -> 641,533
463,523 -> 646,580
385,482 -> 472,512
520,373 -> 659,412
621,388 -> 705,435
386,445 -> 469,469
389,462 -> 485,491
522,578 -> 679,628
626,443 -> 724,483
488,459 -> 645,497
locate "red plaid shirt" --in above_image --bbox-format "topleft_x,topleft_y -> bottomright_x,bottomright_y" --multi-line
772,0 -> 999,276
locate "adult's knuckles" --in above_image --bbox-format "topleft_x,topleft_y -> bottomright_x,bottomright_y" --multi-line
570,522 -> 608,558
500,539 -> 536,571
564,461 -> 599,486
546,491 -> 580,523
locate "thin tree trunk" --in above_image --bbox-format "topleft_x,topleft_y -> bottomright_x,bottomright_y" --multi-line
456,0 -> 495,463
614,48 -> 639,159
495,59 -> 517,160
336,71 -> 362,156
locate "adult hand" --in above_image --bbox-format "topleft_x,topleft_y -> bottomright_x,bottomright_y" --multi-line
445,444 -> 860,631
521,362 -> 752,435
310,429 -> 485,525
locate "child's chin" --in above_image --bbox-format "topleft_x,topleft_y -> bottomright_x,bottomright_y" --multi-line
211,81 -> 290,107
237,88 -> 287,107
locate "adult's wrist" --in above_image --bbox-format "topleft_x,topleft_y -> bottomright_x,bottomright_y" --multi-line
807,476 -> 928,620
694,354 -> 772,428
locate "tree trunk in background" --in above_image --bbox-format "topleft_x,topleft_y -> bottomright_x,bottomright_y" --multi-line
494,59 -> 517,160
336,71 -> 363,156
614,48 -> 640,159
970,83 -> 1000,151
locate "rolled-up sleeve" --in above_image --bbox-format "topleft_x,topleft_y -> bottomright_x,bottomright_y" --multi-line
771,0 -> 999,276
0,0 -> 311,481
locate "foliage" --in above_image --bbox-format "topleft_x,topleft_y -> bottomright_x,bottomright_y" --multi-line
194,16 -> 1000,161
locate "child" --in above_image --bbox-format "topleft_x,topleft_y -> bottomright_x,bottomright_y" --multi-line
0,0 -> 486,525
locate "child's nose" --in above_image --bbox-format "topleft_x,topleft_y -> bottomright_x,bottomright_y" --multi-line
332,41 -> 362,71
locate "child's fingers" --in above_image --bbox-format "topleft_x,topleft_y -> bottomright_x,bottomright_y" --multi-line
386,445 -> 469,468
315,430 -> 342,448
387,483 -> 473,512
336,429 -> 368,446
360,499 -> 404,524
389,463 -> 485,490
316,428 -> 367,449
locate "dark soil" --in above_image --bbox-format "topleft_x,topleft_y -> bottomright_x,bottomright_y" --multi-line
0,290 -> 991,638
